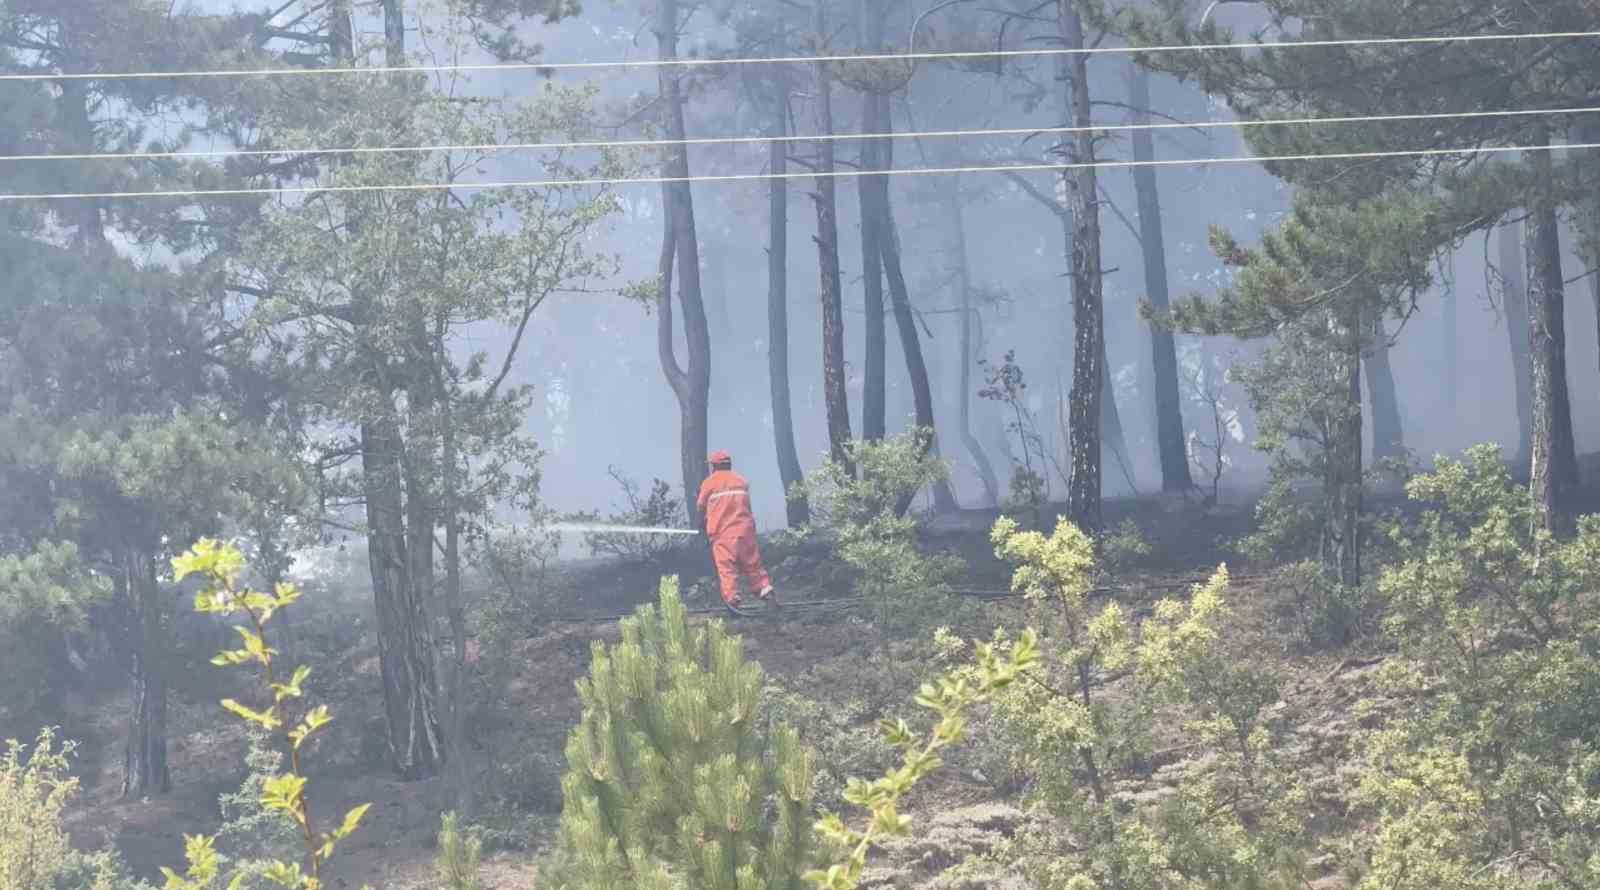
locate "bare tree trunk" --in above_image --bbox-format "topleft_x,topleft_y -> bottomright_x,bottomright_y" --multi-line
1500,220 -> 1534,467
122,548 -> 169,798
856,1 -> 887,442
1364,308 -> 1404,466
948,182 -> 1001,506
1526,134 -> 1578,533
655,0 -> 713,523
1060,0 -> 1103,534
812,2 -> 853,476
881,184 -> 957,512
1441,256 -> 1457,419
767,61 -> 809,527
1127,62 -> 1192,492
1324,310 -> 1363,589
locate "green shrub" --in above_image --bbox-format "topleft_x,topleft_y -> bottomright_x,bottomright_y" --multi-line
1272,559 -> 1374,650
213,732 -> 302,885
799,431 -> 966,636
806,626 -> 1040,890
1345,445 -> 1600,890
979,517 -> 1308,890
435,812 -> 484,890
0,727 -> 147,890
544,576 -> 817,890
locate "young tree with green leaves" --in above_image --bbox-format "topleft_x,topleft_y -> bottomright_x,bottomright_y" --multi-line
545,577 -> 817,890
235,68 -> 628,785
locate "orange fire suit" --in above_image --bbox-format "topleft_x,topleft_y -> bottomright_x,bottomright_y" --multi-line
696,469 -> 772,604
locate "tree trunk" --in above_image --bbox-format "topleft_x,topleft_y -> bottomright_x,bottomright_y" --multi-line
1526,135 -> 1578,533
880,178 -> 957,513
1499,220 -> 1534,468
121,548 -> 169,798
812,2 -> 853,476
1441,255 -> 1457,418
332,0 -> 441,783
856,2 -> 887,442
442,508 -> 473,819
948,182 -> 1002,506
1060,0 -> 1104,534
436,331 -> 474,820
1363,308 -> 1404,466
363,415 -> 444,779
1127,62 -> 1192,492
767,62 -> 809,527
655,0 -> 713,524
1324,311 -> 1363,589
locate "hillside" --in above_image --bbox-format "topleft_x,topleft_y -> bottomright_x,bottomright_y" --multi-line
43,492 -> 1324,888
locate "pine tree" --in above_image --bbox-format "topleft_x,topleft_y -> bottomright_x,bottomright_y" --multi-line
548,577 -> 816,890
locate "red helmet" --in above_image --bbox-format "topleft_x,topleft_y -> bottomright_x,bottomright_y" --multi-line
708,450 -> 732,464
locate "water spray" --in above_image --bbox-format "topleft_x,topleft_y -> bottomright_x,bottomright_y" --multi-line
546,522 -> 700,537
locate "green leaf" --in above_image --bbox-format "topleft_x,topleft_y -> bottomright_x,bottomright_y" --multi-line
221,698 -> 280,730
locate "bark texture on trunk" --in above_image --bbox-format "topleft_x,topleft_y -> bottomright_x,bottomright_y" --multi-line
811,3 -> 853,475
1526,138 -> 1578,533
1363,308 -> 1404,466
1060,0 -> 1104,534
1324,313 -> 1363,589
1499,220 -> 1533,467
767,63 -> 809,527
363,415 -> 444,779
948,183 -> 1002,506
122,549 -> 169,798
1127,63 -> 1192,492
654,0 -> 714,523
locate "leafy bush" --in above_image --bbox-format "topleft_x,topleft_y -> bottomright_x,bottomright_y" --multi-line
799,431 -> 966,636
979,517 -> 1308,890
0,727 -> 144,890
807,627 -> 1040,890
1271,559 -> 1374,650
1345,445 -> 1600,890
1099,519 -> 1153,574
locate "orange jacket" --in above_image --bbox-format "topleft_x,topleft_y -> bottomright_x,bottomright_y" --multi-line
696,469 -> 758,540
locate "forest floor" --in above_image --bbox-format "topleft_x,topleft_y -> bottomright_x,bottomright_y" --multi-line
51,485 -> 1469,888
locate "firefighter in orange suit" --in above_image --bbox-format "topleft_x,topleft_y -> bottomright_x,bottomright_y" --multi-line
696,450 -> 778,614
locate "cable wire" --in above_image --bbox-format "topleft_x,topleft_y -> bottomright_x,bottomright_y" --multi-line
8,105 -> 1599,164
2,30 -> 1596,82
3,140 -> 1595,202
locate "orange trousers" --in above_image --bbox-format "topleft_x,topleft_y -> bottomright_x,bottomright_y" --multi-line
710,530 -> 771,604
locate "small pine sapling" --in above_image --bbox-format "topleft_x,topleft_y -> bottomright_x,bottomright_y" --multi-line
161,538 -> 371,890
547,576 -> 818,890
435,812 -> 484,890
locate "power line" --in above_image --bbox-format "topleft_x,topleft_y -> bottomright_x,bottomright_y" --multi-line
8,105 -> 1599,164
3,140 -> 1594,202
2,30 -> 1596,83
